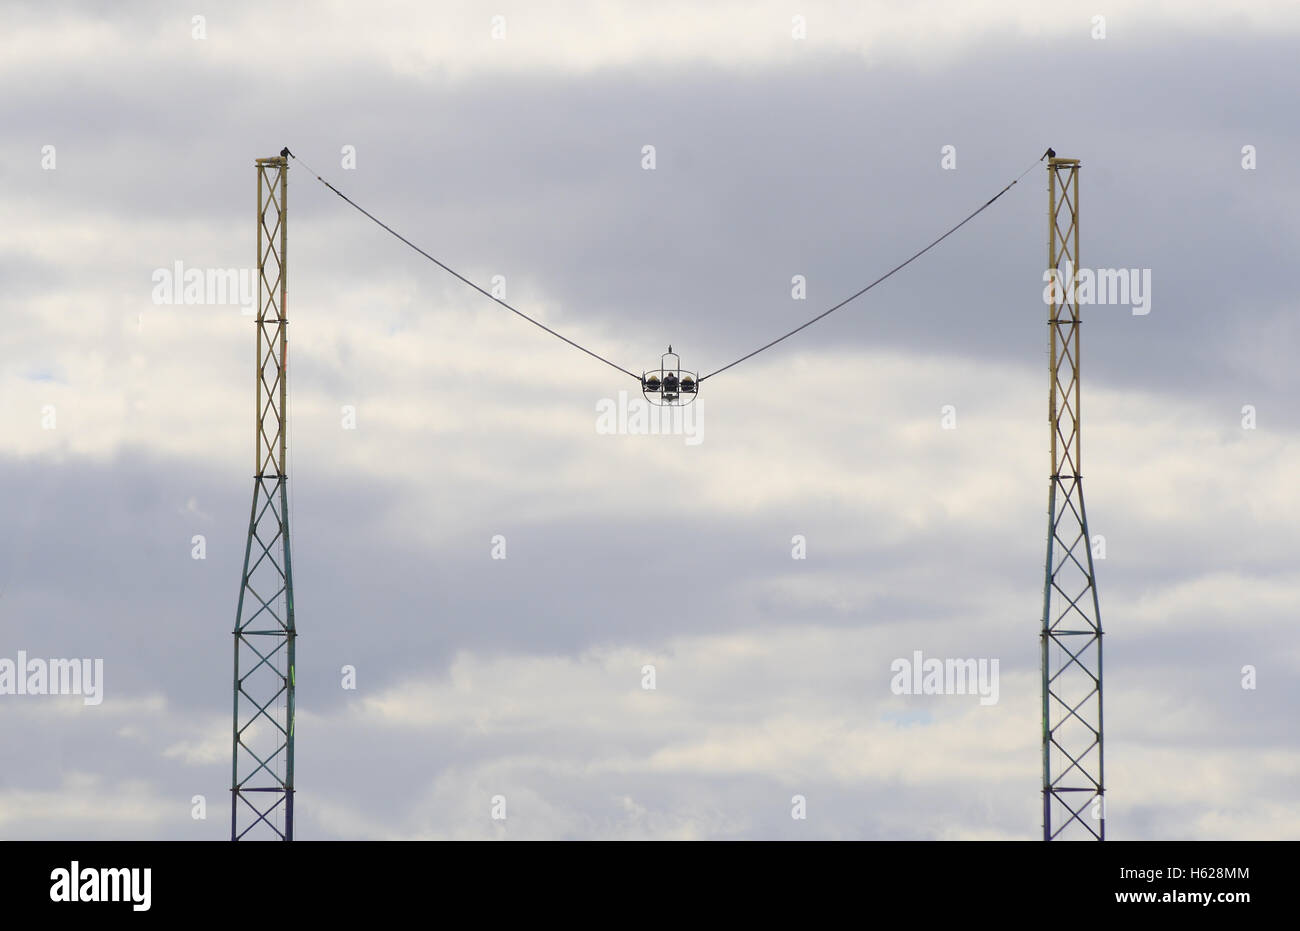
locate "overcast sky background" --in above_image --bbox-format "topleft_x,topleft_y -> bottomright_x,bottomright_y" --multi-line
1,0 -> 1297,839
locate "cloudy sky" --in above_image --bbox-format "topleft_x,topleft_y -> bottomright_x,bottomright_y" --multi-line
1,0 -> 1297,840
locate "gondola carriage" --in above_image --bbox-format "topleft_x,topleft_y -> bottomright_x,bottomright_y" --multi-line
641,346 -> 698,407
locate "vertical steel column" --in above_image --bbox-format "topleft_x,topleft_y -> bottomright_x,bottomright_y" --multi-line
232,155 -> 296,840
1041,157 -> 1104,840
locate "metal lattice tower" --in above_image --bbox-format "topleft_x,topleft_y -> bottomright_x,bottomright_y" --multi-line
1040,156 -> 1104,840
232,154 -> 296,840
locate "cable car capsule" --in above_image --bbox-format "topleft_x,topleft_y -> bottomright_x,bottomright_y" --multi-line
642,346 -> 698,407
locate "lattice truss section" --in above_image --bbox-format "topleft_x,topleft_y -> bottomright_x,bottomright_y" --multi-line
232,157 -> 296,841
1041,159 -> 1104,841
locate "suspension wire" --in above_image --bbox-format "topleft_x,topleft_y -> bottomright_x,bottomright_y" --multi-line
284,146 -> 1047,386
698,154 -> 1048,382
281,148 -> 642,382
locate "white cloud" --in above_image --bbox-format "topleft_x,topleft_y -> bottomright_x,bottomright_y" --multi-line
5,2 -> 1299,80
